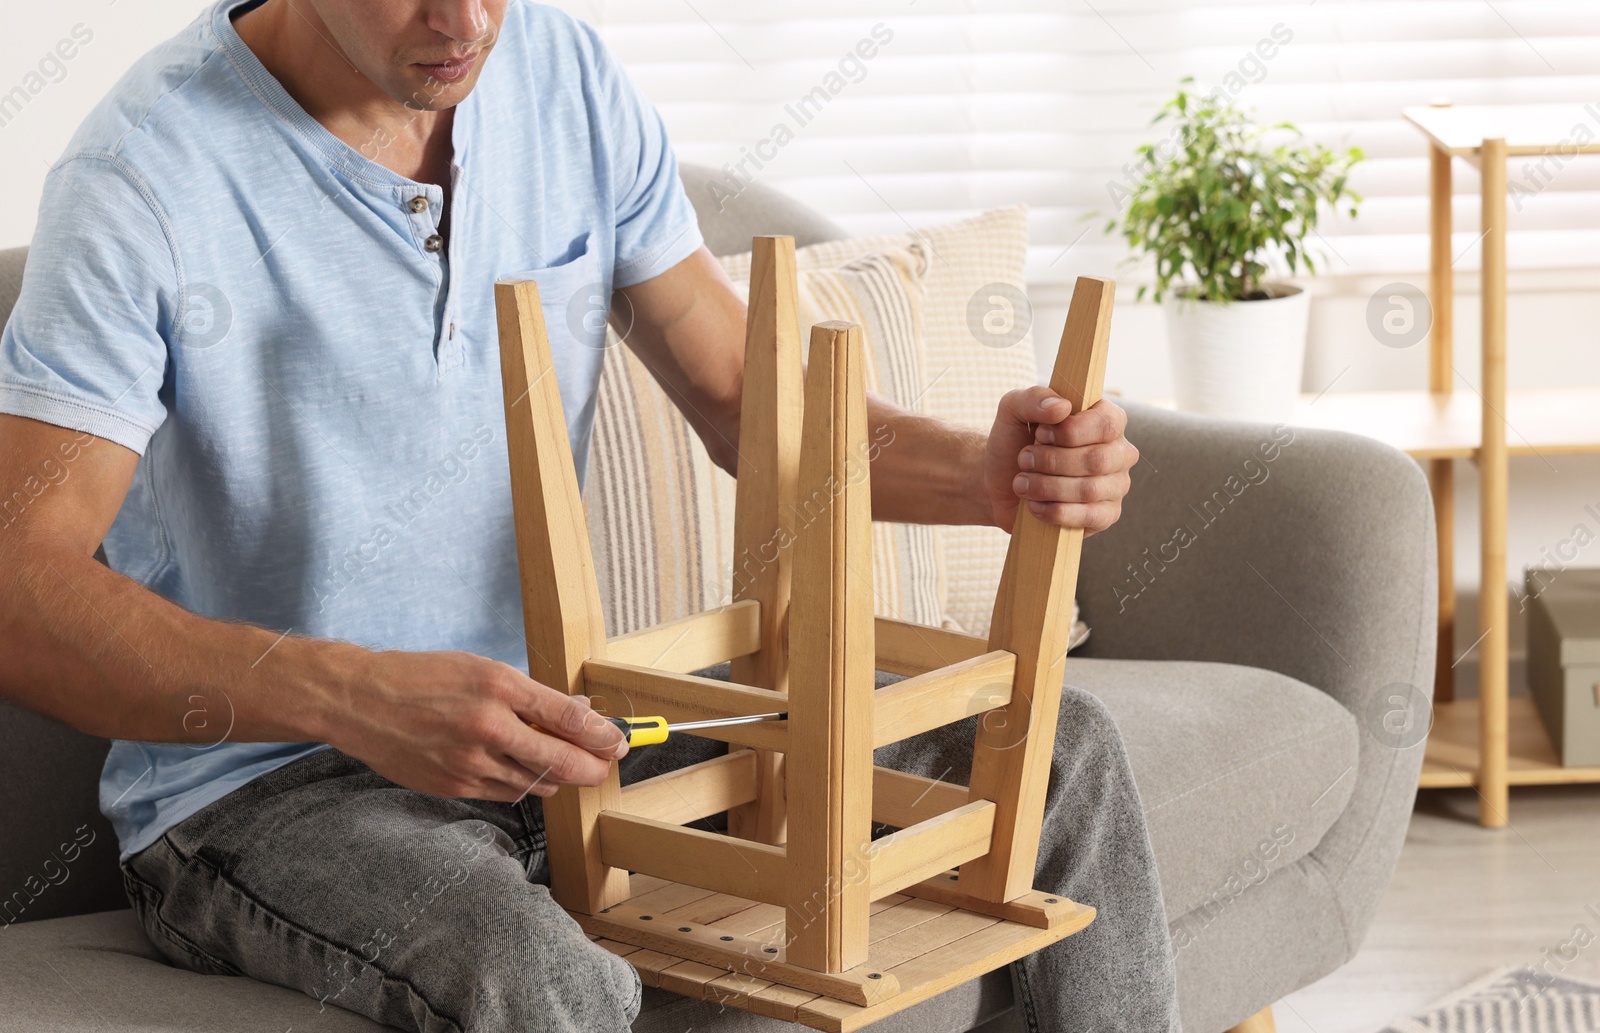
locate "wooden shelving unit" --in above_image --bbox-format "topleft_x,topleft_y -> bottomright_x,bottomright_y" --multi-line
1143,105 -> 1600,823
1301,103 -> 1600,825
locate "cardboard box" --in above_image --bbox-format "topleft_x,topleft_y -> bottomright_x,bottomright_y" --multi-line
1525,567 -> 1600,767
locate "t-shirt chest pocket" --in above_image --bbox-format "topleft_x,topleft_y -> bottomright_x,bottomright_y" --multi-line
498,234 -> 609,469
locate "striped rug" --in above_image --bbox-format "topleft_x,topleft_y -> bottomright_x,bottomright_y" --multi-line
1374,967 -> 1600,1032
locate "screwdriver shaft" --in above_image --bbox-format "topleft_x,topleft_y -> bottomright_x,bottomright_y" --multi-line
668,711 -> 787,733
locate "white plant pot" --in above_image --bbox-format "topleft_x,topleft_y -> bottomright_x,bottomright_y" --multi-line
1163,284 -> 1311,423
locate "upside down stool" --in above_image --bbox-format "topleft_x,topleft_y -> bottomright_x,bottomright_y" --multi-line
492,236 -> 1116,1032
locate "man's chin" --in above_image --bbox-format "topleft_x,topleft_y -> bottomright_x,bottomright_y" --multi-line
396,71 -> 478,111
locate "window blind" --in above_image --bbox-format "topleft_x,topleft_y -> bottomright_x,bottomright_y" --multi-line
550,1 -> 1600,286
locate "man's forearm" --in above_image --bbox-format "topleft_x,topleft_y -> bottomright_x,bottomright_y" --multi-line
1,545 -> 346,745
865,395 -> 994,526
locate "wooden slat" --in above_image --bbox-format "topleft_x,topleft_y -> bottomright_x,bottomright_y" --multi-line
855,907 -> 998,973
705,901 -> 788,939
892,913 -> 1088,986
706,971 -> 821,1022
874,617 -> 989,676
605,600 -> 761,673
871,767 -> 969,829
963,276 -> 1113,903
597,811 -> 786,905
729,235 -> 804,847
868,802 -> 996,900
574,907 -> 899,1006
595,938 -> 642,958
627,877 -> 718,914
665,891 -> 763,926
865,897 -> 958,942
872,650 -> 1014,748
624,946 -> 694,987
624,872 -> 672,899
493,279 -> 628,914
617,749 -> 758,826
650,958 -> 748,1002
796,910 -> 1094,1033
653,891 -> 940,1013
786,321 -> 876,973
583,659 -> 790,751
899,873 -> 1092,930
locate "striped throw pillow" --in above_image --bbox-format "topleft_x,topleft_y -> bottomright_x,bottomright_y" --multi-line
583,246 -> 950,638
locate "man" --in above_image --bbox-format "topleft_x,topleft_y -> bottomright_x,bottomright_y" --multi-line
0,1 -> 1179,1030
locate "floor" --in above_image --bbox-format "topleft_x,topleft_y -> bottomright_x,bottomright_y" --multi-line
1275,783 -> 1600,1033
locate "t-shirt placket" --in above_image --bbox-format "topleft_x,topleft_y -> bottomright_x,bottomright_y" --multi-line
401,180 -> 462,373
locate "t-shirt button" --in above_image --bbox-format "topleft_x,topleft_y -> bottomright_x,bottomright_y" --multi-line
409,196 -> 429,213
424,234 -> 444,252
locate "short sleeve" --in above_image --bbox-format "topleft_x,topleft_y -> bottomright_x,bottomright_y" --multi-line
0,154 -> 174,455
577,23 -> 704,289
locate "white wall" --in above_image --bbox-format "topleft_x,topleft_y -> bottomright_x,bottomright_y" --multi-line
0,2 -> 206,247
5,0 -> 1596,669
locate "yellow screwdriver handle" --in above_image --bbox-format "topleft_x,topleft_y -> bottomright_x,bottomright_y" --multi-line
607,715 -> 669,747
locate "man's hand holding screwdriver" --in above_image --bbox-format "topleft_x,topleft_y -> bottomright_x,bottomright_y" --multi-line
331,649 -> 632,804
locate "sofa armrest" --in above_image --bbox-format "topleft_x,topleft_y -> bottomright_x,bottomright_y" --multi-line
0,701 -> 126,923
1077,400 -> 1436,951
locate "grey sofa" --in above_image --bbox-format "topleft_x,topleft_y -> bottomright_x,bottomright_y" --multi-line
0,169 -> 1434,1033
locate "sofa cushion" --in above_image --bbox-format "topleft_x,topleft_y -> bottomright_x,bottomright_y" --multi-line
1065,658 -> 1360,923
0,907 -> 1017,1033
0,246 -> 25,324
586,243 -> 951,634
0,908 -> 382,1031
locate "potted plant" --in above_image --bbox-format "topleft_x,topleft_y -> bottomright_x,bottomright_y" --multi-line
1109,80 -> 1362,421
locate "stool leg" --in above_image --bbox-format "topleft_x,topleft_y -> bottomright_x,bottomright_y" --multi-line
494,280 -> 629,914
963,277 -> 1114,903
785,321 -> 874,972
728,236 -> 802,846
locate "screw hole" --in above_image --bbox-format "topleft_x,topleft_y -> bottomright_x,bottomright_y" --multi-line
1044,897 -> 1059,904
868,973 -> 882,980
639,915 -> 653,921
948,874 -> 958,881
720,935 -> 734,941
763,947 -> 778,953
678,927 -> 691,932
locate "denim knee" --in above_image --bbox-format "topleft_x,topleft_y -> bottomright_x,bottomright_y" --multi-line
456,886 -> 642,1032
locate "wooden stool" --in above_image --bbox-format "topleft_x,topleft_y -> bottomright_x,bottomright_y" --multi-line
492,237 -> 1114,1031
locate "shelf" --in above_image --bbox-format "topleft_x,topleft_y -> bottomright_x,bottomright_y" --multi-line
1291,388 -> 1600,460
1420,697 -> 1600,789
1403,104 -> 1600,158
1144,388 -> 1600,460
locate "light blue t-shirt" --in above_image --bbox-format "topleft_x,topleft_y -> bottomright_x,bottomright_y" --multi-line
0,0 -> 702,862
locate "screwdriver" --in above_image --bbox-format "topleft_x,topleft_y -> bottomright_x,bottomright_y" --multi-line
599,711 -> 787,748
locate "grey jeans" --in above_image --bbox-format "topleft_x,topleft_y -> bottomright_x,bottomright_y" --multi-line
121,674 -> 1181,1033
